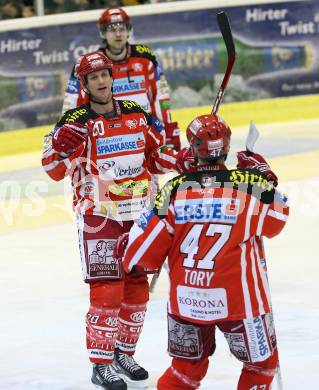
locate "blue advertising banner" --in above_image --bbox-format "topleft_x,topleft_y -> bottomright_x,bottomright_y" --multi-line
0,0 -> 318,130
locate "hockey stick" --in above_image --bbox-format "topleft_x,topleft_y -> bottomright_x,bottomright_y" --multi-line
212,11 -> 236,114
150,12 -> 236,295
245,122 -> 284,390
150,262 -> 169,294
149,268 -> 161,293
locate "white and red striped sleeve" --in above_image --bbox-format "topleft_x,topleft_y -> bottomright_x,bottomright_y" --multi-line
144,114 -> 177,174
148,147 -> 177,173
257,189 -> 289,238
122,206 -> 175,273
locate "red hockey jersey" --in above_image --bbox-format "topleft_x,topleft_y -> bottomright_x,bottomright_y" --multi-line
42,99 -> 177,220
122,168 -> 289,323
63,44 -> 172,124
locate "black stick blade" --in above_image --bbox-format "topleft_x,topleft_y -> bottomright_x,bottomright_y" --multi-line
217,12 -> 236,58
212,12 -> 236,114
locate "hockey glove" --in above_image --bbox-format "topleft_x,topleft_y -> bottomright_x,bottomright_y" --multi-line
237,151 -> 278,186
176,147 -> 197,174
165,122 -> 181,151
52,123 -> 87,154
113,232 -> 129,262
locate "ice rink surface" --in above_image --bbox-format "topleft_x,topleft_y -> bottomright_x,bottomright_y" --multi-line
1,120 -> 319,389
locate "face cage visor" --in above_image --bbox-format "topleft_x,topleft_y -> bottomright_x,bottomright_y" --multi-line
100,22 -> 130,36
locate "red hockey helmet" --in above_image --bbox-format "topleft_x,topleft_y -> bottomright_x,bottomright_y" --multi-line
98,8 -> 132,36
75,51 -> 113,88
186,114 -> 231,160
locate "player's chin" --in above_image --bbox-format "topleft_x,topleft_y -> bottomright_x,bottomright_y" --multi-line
97,90 -> 112,102
114,42 -> 125,51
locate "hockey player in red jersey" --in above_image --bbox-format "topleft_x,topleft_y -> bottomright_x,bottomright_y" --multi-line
117,114 -> 289,389
63,7 -> 181,152
42,51 -> 191,390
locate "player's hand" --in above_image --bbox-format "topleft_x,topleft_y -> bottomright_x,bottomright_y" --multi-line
113,232 -> 129,262
237,150 -> 278,186
176,147 -> 197,174
52,123 -> 87,154
165,122 -> 181,151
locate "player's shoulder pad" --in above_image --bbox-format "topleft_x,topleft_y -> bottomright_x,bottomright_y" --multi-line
154,174 -> 187,216
118,99 -> 153,122
59,105 -> 92,125
130,44 -> 158,66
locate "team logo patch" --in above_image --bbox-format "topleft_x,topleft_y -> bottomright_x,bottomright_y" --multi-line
126,119 -> 138,129
130,311 -> 146,322
168,316 -> 202,359
132,63 -> 143,72
105,317 -> 118,327
97,160 -> 116,174
87,239 -> 121,278
224,333 -> 250,362
83,181 -> 94,195
201,176 -> 214,187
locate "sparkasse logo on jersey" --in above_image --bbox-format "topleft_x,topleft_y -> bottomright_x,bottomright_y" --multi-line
112,76 -> 146,94
96,133 -> 145,155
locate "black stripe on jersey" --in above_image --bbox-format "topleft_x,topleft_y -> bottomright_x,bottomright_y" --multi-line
154,169 -> 275,218
185,169 -> 275,204
154,174 -> 187,218
57,105 -> 98,126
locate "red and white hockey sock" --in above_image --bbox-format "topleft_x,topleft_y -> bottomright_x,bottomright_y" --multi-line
117,302 -> 147,355
158,358 -> 209,390
237,363 -> 277,390
86,305 -> 120,364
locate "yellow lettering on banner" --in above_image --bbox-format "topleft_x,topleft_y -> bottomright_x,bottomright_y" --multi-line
156,47 -> 214,72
